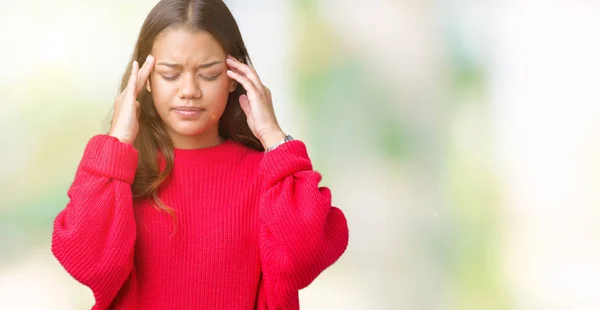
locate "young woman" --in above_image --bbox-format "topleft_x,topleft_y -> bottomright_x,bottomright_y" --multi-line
51,0 -> 349,309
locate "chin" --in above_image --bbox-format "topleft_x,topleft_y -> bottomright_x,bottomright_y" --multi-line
170,121 -> 215,137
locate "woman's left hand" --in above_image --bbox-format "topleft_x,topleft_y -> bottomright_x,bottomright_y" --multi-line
226,56 -> 286,150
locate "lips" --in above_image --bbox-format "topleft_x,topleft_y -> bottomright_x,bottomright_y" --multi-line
173,106 -> 204,112
172,106 -> 205,118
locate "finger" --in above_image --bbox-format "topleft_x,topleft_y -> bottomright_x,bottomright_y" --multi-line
226,58 -> 261,87
115,91 -> 124,102
238,94 -> 251,116
126,61 -> 140,95
136,55 -> 155,94
226,56 -> 263,88
227,69 -> 260,98
264,86 -> 272,101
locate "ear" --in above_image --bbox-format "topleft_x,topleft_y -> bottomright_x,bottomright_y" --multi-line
228,79 -> 237,93
146,79 -> 152,93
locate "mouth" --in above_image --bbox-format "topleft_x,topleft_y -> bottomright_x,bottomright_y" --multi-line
172,106 -> 206,118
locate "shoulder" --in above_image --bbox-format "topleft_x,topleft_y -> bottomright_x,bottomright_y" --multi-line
230,140 -> 265,167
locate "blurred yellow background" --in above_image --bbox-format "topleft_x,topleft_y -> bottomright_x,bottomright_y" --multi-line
1,0 -> 599,309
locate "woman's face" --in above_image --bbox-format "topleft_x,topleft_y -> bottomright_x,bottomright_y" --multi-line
148,27 -> 235,147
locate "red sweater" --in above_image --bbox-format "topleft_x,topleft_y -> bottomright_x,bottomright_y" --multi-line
51,135 -> 348,309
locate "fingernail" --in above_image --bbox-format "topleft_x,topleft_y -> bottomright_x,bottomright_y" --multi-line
146,55 -> 153,62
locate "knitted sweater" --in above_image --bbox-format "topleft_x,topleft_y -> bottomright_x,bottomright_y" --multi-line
51,134 -> 348,309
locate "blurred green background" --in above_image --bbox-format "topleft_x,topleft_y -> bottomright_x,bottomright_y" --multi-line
1,1 -> 599,309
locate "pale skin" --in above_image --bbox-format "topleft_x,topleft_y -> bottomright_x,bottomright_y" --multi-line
109,27 -> 286,150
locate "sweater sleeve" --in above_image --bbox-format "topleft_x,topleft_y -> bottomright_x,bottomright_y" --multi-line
51,134 -> 138,310
258,140 -> 349,308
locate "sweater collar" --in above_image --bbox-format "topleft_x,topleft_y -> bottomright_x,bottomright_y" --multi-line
172,139 -> 242,165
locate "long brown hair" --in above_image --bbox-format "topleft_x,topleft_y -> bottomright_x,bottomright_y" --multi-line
114,0 -> 262,217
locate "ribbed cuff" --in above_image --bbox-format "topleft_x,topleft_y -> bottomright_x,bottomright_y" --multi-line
259,140 -> 312,186
79,135 -> 139,184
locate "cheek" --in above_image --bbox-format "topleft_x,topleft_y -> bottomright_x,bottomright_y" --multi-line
150,79 -> 174,107
204,78 -> 233,103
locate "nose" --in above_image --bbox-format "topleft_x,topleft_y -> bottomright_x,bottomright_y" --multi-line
178,73 -> 201,99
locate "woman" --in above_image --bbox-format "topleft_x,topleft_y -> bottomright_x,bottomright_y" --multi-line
51,0 -> 349,309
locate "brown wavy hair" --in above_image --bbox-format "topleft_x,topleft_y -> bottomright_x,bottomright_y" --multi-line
113,0 -> 262,218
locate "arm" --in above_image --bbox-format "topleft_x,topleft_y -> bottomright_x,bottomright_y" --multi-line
258,140 -> 349,306
52,134 -> 138,309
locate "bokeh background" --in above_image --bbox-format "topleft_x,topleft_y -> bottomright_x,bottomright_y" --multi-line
1,0 -> 599,309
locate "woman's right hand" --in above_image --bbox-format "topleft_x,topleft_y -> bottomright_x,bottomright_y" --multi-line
109,55 -> 155,144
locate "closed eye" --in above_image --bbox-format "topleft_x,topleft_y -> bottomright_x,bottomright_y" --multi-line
201,73 -> 221,81
161,75 -> 179,81
160,73 -> 220,82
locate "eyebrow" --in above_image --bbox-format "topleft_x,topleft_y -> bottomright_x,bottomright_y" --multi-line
155,60 -> 222,69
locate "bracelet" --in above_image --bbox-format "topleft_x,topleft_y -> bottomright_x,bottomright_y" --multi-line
266,135 -> 294,152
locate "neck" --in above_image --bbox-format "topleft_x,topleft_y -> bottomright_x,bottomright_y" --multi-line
168,125 -> 225,150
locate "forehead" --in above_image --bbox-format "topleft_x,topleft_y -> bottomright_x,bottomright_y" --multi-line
151,27 -> 225,63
